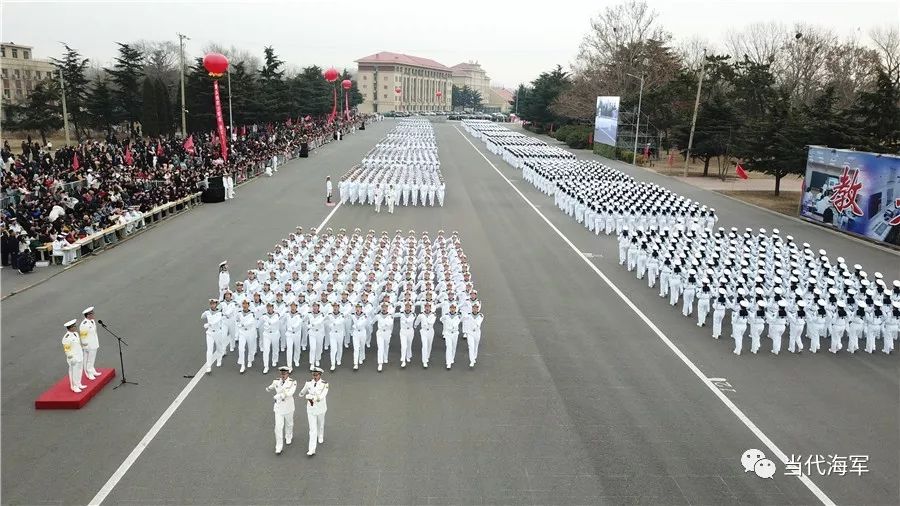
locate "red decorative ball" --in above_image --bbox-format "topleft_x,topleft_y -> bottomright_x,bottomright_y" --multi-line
323,67 -> 340,82
395,86 -> 402,94
203,53 -> 229,77
436,90 -> 443,97
341,79 -> 352,90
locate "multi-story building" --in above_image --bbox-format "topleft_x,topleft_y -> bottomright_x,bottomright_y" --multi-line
450,62 -> 492,108
487,87 -> 514,114
355,52 -> 453,113
1,42 -> 57,119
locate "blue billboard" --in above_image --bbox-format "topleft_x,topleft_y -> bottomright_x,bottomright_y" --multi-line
800,146 -> 900,246
593,96 -> 620,147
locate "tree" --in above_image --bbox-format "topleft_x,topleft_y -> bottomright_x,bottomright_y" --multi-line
185,57 -> 215,131
517,65 -> 571,129
107,43 -> 145,134
85,75 -> 116,136
5,79 -> 64,145
51,44 -> 90,140
141,78 -> 159,137
848,68 -> 900,152
155,79 -> 174,136
451,85 -> 483,110
340,69 -> 364,110
258,45 -> 287,120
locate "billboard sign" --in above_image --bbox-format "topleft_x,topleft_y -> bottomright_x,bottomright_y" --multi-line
593,96 -> 620,147
800,146 -> 900,246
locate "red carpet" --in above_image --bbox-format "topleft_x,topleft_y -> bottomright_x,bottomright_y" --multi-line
34,368 -> 116,409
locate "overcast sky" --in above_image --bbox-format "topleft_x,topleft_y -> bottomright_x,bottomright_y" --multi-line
2,0 -> 897,87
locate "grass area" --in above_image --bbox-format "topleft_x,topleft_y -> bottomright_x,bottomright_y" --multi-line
717,190 -> 802,217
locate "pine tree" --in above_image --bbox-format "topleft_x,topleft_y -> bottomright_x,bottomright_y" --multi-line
51,44 -> 90,140
85,76 -> 116,136
5,79 -> 64,145
141,78 -> 159,137
849,69 -> 900,153
107,43 -> 145,135
155,79 -> 173,136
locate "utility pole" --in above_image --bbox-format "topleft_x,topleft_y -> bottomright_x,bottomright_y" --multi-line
684,49 -> 707,177
177,32 -> 190,137
227,65 -> 234,138
630,73 -> 644,167
58,68 -> 71,146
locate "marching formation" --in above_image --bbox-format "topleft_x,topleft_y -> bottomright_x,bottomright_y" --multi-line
464,120 -> 717,234
620,226 -> 900,355
204,227 -> 485,375
339,119 -> 445,210
463,119 -> 899,359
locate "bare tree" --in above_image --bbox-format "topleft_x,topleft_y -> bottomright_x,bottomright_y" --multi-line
778,24 -> 839,106
724,21 -> 788,65
870,25 -> 900,85
576,0 -> 670,74
677,35 -> 714,71
202,42 -> 261,73
822,38 -> 881,108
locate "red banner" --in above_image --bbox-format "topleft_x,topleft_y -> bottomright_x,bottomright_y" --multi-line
213,80 -> 228,161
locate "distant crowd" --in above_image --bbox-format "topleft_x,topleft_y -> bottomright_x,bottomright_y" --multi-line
1,115 -> 369,270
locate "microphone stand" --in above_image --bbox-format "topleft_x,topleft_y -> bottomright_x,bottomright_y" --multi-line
98,320 -> 138,389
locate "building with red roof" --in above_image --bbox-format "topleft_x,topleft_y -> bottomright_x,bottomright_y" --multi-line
355,51 -> 453,113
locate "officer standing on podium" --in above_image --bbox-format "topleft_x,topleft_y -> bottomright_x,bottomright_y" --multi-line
62,319 -> 86,393
79,307 -> 102,380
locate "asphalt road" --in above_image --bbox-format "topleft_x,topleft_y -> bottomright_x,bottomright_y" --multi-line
1,118 -> 897,506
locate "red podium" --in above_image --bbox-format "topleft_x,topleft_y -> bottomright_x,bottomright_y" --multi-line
35,368 -> 116,409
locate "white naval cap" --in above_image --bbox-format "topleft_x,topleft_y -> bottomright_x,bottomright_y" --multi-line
65,319 -> 78,327
219,260 -> 228,267
82,306 -> 95,314
278,366 -> 291,372
311,367 -> 324,373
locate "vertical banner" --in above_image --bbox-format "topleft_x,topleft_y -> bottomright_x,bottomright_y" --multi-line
799,146 -> 900,246
213,80 -> 228,161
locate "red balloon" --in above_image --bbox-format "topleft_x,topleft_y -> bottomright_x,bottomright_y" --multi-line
341,79 -> 353,90
395,86 -> 402,94
323,67 -> 339,82
203,53 -> 229,77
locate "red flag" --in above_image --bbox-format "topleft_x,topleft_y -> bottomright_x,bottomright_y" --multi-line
213,80 -> 228,162
183,135 -> 195,155
124,144 -> 133,166
735,163 -> 749,180
156,140 -> 164,157
72,152 -> 80,171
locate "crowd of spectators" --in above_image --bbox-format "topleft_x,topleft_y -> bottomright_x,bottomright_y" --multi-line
1,115 -> 369,269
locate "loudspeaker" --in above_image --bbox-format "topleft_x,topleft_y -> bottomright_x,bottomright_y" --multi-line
207,176 -> 224,189
201,188 -> 226,203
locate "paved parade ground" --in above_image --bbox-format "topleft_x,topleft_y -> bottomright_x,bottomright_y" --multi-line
2,118 -> 898,505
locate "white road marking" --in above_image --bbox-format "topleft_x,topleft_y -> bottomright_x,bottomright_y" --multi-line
87,203 -> 343,506
454,126 -> 836,506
